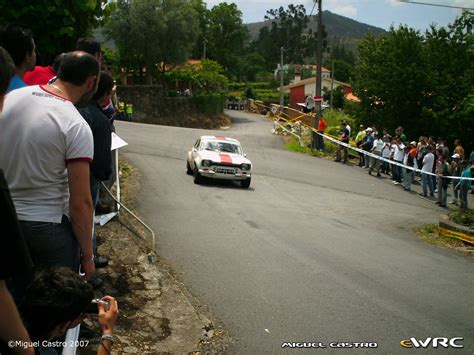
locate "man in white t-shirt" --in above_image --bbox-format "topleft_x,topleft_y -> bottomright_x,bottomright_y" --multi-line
392,136 -> 405,184
0,51 -> 99,281
420,145 -> 435,197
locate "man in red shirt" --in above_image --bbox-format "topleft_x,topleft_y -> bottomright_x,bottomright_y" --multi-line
316,116 -> 328,151
23,53 -> 65,86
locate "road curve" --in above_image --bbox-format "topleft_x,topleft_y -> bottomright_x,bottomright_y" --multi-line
116,111 -> 473,354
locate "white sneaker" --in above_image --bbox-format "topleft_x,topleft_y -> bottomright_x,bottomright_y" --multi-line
434,189 -> 438,193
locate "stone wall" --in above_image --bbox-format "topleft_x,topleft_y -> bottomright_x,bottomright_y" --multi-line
117,85 -> 226,128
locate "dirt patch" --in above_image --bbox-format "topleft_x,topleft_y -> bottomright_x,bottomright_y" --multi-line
80,160 -> 231,353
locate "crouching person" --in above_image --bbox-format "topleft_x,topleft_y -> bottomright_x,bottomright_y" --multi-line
18,268 -> 118,355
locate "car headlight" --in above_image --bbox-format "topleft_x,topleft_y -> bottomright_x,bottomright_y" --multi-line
241,163 -> 250,171
202,160 -> 212,167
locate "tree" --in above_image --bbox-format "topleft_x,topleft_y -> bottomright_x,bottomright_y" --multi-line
251,4 -> 326,71
323,86 -> 344,109
351,11 -> 474,152
352,26 -> 428,134
105,0 -> 198,85
206,2 -> 248,78
190,0 -> 209,59
0,0 -> 114,65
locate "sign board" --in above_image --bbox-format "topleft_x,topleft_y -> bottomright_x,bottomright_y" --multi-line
270,105 -> 279,114
111,132 -> 128,151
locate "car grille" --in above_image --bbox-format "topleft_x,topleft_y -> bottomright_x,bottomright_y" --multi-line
214,163 -> 241,168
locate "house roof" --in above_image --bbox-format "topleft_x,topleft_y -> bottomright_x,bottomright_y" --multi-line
282,77 -> 351,91
345,92 -> 360,102
287,64 -> 330,72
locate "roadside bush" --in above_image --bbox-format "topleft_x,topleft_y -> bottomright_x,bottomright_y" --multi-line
449,209 -> 474,229
193,94 -> 225,115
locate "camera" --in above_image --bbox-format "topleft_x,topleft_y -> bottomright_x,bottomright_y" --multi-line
84,299 -> 110,314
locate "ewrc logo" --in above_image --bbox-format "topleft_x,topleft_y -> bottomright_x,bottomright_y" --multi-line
400,337 -> 463,349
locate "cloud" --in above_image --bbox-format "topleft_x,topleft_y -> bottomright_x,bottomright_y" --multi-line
324,0 -> 358,17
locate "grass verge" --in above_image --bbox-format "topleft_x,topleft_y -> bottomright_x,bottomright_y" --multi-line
414,224 -> 474,255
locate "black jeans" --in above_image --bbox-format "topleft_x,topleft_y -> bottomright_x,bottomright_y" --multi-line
19,215 -> 80,271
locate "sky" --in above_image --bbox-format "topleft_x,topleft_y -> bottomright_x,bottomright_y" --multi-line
205,0 -> 472,31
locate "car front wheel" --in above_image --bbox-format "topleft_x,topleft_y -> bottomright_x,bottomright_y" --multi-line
240,177 -> 251,188
186,161 -> 192,175
193,165 -> 203,184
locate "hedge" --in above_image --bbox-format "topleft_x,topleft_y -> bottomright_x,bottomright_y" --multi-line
192,94 -> 225,115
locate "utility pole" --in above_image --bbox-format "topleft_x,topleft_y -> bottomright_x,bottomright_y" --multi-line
330,58 -> 334,109
312,0 -> 323,149
280,46 -> 284,110
203,38 -> 207,60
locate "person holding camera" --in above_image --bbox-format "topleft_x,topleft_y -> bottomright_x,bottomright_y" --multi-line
16,267 -> 118,355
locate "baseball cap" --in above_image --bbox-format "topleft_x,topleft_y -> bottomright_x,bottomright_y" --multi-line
452,153 -> 460,159
410,141 -> 417,146
366,127 -> 373,132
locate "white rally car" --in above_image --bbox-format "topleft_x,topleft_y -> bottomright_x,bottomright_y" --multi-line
187,136 -> 252,188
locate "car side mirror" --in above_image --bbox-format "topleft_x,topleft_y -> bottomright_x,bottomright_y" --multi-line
244,153 -> 247,157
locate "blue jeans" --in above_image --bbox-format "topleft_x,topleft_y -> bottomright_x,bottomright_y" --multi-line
403,169 -> 413,190
460,186 -> 469,209
421,173 -> 434,196
19,215 -> 80,271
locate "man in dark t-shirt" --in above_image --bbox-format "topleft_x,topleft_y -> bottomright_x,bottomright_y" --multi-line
78,71 -> 114,287
335,122 -> 350,163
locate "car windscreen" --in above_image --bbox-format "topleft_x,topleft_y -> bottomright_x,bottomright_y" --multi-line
204,141 -> 242,154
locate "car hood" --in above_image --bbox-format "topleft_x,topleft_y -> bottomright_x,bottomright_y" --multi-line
199,151 -> 251,165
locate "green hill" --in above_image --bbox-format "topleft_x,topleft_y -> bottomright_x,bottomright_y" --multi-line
246,10 -> 386,50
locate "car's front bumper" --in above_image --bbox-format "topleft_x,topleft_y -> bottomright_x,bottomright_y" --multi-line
199,167 -> 251,180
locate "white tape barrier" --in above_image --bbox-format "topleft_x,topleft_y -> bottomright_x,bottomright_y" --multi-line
314,130 -> 474,182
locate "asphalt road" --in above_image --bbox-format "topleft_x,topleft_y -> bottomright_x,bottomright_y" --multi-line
116,111 -> 473,354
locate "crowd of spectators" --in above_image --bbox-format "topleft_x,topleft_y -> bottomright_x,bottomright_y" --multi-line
336,123 -> 473,210
0,24 -> 119,354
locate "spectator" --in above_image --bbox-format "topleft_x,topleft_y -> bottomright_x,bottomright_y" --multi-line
453,139 -> 465,161
361,127 -> 374,169
315,116 -> 327,151
23,52 -> 65,86
402,144 -> 415,191
435,151 -> 449,208
408,141 -> 418,170
0,52 -> 99,284
381,135 -> 391,175
0,25 -> 36,92
126,102 -> 134,121
0,46 -> 34,355
455,160 -> 471,210
449,154 -> 462,204
369,132 -> 383,177
395,126 -> 407,144
355,125 -> 366,167
392,136 -> 405,185
18,268 -> 118,355
78,72 -> 114,283
76,37 -> 101,61
416,136 -> 427,172
420,145 -> 435,197
342,120 -> 351,137
470,151 -> 474,194
335,122 -> 350,164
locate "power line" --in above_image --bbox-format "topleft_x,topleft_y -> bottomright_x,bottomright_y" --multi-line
309,1 -> 317,17
398,0 -> 474,10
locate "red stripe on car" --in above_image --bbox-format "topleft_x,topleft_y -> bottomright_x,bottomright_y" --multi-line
215,136 -> 226,140
219,153 -> 233,165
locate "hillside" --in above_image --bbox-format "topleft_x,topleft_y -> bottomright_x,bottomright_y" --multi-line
246,10 -> 386,50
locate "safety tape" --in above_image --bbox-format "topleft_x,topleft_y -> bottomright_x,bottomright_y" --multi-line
267,107 -> 474,182
313,130 -> 474,182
